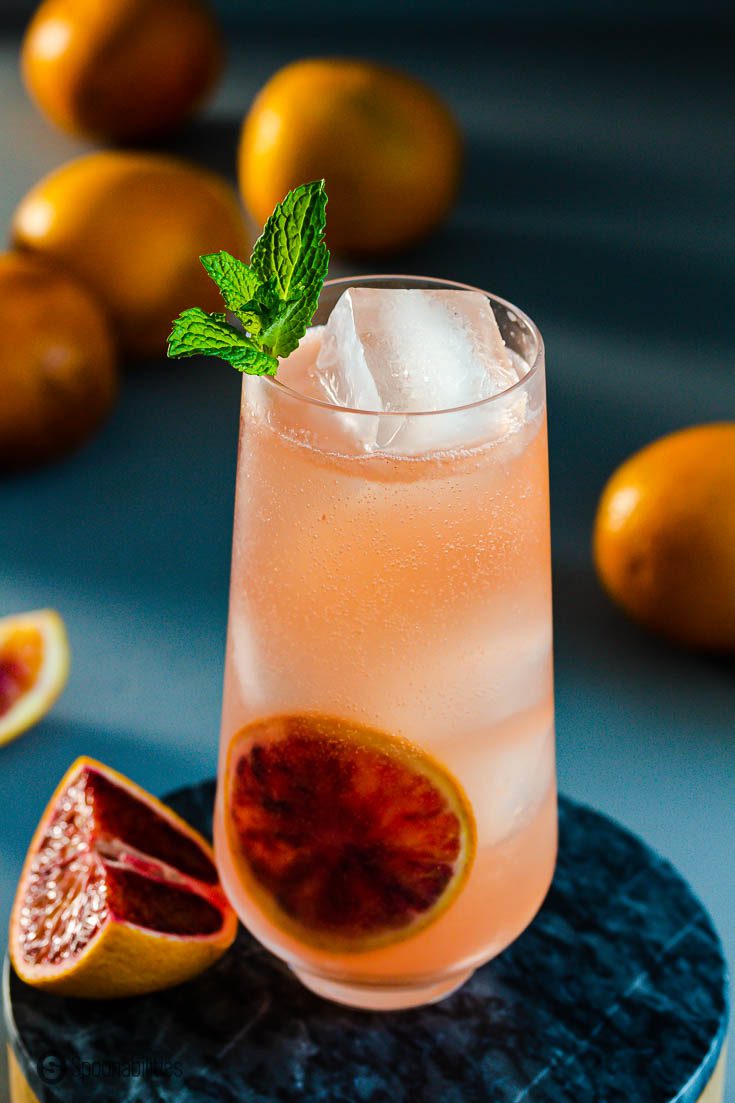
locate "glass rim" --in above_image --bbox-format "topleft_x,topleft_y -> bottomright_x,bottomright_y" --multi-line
262,274 -> 544,419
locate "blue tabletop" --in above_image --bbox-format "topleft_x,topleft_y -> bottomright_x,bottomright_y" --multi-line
0,24 -> 733,1102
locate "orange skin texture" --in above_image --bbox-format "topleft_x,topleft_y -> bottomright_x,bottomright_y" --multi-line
239,59 -> 462,256
593,423 -> 735,652
0,252 -> 117,472
12,152 -> 251,358
21,0 -> 223,141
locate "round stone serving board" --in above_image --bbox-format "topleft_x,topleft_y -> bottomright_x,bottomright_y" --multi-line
4,783 -> 729,1103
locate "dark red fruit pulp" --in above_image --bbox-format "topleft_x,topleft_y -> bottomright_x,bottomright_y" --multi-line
88,771 -> 218,884
0,657 -> 27,715
0,629 -> 39,716
229,716 -> 463,940
18,766 -> 225,966
105,867 -> 223,936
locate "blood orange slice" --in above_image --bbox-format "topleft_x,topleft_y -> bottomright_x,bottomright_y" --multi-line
0,609 -> 69,746
226,715 -> 476,951
10,758 -> 237,998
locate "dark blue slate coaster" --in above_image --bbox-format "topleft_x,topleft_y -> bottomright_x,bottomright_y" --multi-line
5,784 -> 729,1103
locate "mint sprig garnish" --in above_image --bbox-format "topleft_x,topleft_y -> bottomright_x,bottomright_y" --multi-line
167,180 -> 329,376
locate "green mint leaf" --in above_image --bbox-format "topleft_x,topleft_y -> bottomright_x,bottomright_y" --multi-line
199,252 -> 258,312
225,345 -> 279,376
168,307 -> 242,357
261,291 -> 323,359
236,278 -> 283,338
166,181 -> 329,374
251,180 -> 329,305
167,307 -> 277,375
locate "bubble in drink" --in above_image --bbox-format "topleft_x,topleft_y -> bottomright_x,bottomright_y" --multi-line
314,288 -> 523,453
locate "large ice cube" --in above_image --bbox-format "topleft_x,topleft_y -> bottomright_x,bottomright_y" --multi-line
315,288 -> 522,452
317,288 -> 517,412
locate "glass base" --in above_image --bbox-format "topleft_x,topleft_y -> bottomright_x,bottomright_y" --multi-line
290,966 -> 475,1010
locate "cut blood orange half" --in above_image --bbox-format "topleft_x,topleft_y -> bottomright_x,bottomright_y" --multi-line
10,758 -> 237,998
0,609 -> 69,746
226,715 -> 476,951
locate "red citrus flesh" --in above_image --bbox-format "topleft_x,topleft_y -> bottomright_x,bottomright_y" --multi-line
17,762 -> 227,969
0,627 -> 42,717
227,715 -> 475,950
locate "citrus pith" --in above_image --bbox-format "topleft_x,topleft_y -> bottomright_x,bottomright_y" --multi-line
226,715 -> 476,952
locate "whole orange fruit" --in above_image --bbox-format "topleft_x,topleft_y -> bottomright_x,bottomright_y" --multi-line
21,0 -> 222,141
239,59 -> 462,256
12,152 -> 250,358
0,252 -> 117,473
594,423 -> 735,651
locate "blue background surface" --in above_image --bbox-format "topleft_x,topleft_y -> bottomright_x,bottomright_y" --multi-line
0,16 -> 733,1101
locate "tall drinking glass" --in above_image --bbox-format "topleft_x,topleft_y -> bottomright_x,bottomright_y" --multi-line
214,276 -> 556,1010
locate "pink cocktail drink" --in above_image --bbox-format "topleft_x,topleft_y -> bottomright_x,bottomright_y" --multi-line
215,276 -> 556,1010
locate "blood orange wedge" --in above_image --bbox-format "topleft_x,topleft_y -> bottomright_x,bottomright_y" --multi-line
226,715 -> 476,951
10,757 -> 237,998
0,609 -> 69,747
